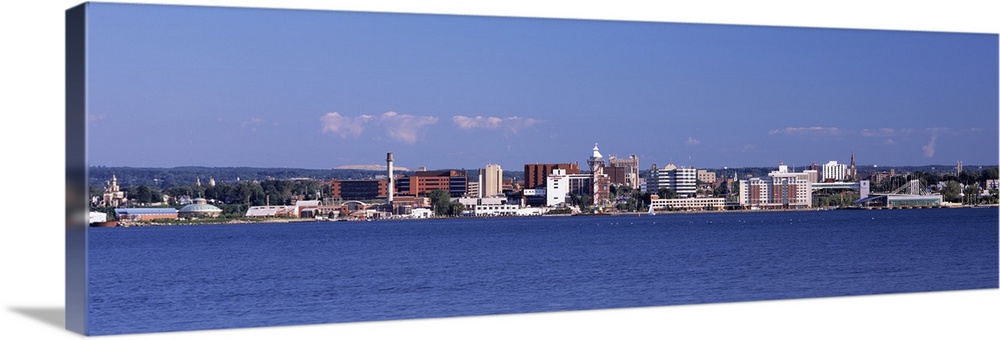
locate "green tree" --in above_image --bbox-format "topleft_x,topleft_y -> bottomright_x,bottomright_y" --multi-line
128,185 -> 162,204
570,193 -> 592,208
448,201 -> 465,216
960,170 -> 982,186
428,189 -> 454,216
941,181 -> 962,202
981,167 -> 999,181
963,184 -> 980,205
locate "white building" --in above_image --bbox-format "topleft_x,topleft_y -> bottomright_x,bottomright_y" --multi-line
651,197 -> 727,211
89,211 -> 107,224
546,169 -> 592,207
822,161 -> 847,182
455,197 -> 508,210
409,208 -> 434,219
245,205 -> 298,218
646,163 -> 697,197
473,204 -> 520,216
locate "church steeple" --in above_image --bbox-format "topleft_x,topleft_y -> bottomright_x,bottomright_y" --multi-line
848,150 -> 857,181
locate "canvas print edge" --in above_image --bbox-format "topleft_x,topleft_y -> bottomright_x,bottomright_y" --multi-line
59,1 -> 999,338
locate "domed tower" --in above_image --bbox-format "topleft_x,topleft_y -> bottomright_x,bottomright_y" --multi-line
588,144 -> 610,209
588,143 -> 604,174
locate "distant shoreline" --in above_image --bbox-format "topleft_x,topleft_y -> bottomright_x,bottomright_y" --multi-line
95,204 -> 996,228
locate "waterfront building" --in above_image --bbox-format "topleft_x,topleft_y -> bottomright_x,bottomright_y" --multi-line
525,163 -> 580,189
293,200 -> 322,218
397,170 -> 468,197
646,163 -> 697,198
245,205 -> 298,218
100,174 -> 127,208
409,208 -> 434,219
472,204 -> 520,217
651,197 -> 727,211
454,197 -> 508,211
546,169 -> 593,207
822,161 -> 847,182
89,211 -> 107,224
520,188 -> 547,207
115,207 -> 178,221
178,198 -> 222,218
739,162 -> 813,209
329,178 -> 388,200
606,154 -> 640,189
391,195 -> 431,208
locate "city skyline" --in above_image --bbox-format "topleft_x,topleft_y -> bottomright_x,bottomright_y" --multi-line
85,3 -> 998,171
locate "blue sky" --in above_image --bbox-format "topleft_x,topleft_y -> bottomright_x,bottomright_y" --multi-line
85,3 -> 998,170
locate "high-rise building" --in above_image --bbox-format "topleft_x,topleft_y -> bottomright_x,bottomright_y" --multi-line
545,169 -> 593,207
396,170 -> 468,197
524,163 -> 580,189
739,163 -> 813,209
646,163 -> 697,198
822,161 -> 847,182
607,154 -> 640,189
481,163 -> 503,197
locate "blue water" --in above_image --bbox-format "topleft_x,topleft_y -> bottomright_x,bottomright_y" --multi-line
86,208 -> 999,335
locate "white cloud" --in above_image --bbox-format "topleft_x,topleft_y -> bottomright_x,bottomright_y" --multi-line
452,115 -> 543,134
379,111 -> 438,144
861,128 -> 896,137
922,134 -> 937,157
768,126 -> 843,136
320,111 -> 437,143
685,137 -> 700,146
241,117 -> 265,132
320,112 -> 373,138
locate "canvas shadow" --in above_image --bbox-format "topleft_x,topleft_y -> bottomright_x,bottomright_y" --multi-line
9,307 -> 65,330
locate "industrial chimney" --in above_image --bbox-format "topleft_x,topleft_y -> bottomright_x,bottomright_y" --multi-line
386,152 -> 394,206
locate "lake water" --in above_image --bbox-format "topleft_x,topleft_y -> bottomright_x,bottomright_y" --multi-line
86,208 -> 999,335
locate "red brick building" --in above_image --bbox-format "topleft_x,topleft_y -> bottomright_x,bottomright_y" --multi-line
524,163 -> 580,190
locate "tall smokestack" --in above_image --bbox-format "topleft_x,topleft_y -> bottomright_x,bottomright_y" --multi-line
387,152 -> 394,205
